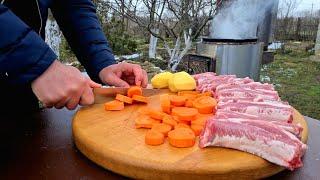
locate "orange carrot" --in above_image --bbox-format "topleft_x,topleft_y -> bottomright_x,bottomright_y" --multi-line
190,124 -> 204,136
170,95 -> 186,106
132,95 -> 148,103
168,128 -> 196,148
160,94 -> 171,114
104,100 -> 124,111
191,116 -> 209,126
115,94 -> 133,104
185,99 -> 194,108
135,115 -> 160,129
127,86 -> 142,98
174,123 -> 191,129
177,119 -> 191,125
162,115 -> 178,128
151,123 -> 172,136
177,91 -> 200,96
193,96 -> 217,114
148,109 -> 167,120
172,107 -> 198,121
145,130 -> 165,146
172,115 -> 179,122
196,91 -> 212,97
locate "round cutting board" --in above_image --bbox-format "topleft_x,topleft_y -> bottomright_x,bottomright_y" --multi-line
72,93 -> 308,180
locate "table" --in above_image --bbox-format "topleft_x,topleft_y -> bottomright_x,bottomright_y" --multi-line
0,108 -> 319,180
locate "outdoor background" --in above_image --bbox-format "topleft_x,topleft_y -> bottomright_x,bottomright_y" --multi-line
45,0 -> 320,119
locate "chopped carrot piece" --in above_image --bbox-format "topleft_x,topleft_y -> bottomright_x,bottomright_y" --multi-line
115,94 -> 133,104
151,123 -> 172,136
170,95 -> 186,106
196,91 -> 212,97
162,115 -> 178,128
172,115 -> 179,122
191,116 -> 210,126
127,86 -> 142,98
132,95 -> 148,103
135,115 -> 160,129
178,91 -> 200,96
168,128 -> 195,148
174,123 -> 191,129
177,119 -> 191,125
148,109 -> 167,120
160,94 -> 171,114
185,99 -> 194,108
193,96 -> 217,114
191,124 -> 204,136
104,100 -> 124,111
172,107 -> 198,121
145,130 -> 165,146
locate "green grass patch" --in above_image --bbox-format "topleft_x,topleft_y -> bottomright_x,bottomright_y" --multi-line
260,51 -> 320,120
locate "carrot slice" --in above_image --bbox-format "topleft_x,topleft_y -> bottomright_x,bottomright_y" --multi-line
170,95 -> 186,106
168,128 -> 195,148
191,124 -> 204,136
191,116 -> 209,126
127,86 -> 142,98
115,94 -> 133,104
177,119 -> 191,125
172,107 -> 198,121
148,109 -> 167,120
151,123 -> 172,136
174,123 -> 191,129
193,96 -> 217,114
160,94 -> 171,114
162,115 -> 178,128
172,115 -> 179,122
145,130 -> 165,146
178,91 -> 200,96
132,95 -> 148,103
135,115 -> 160,129
104,100 -> 124,111
196,91 -> 212,97
185,99 -> 194,108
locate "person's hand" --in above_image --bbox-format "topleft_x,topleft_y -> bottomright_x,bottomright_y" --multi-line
31,60 -> 101,110
99,62 -> 148,88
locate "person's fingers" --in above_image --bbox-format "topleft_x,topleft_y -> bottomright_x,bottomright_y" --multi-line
141,70 -> 148,88
54,96 -> 70,109
121,62 -> 143,86
79,86 -> 95,106
104,73 -> 130,87
88,79 -> 102,88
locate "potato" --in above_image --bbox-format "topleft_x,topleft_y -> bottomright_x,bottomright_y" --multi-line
168,71 -> 196,92
151,72 -> 174,89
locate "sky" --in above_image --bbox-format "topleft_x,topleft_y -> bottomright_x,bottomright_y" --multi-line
292,0 -> 320,11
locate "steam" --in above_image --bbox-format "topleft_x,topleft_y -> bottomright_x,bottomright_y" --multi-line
210,0 -> 278,39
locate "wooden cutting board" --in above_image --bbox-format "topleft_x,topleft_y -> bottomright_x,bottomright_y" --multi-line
72,92 -> 308,180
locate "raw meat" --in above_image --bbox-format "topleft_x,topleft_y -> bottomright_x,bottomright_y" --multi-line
199,118 -> 307,170
216,88 -> 280,101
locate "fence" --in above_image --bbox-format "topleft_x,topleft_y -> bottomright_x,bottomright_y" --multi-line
274,17 -> 319,41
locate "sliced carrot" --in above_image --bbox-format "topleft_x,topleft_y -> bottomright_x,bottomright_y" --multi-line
191,124 -> 204,136
185,99 -> 194,108
191,116 -> 209,126
151,123 -> 172,136
104,100 -> 124,111
168,128 -> 195,148
174,123 -> 191,129
127,86 -> 142,98
145,130 -> 165,146
172,115 -> 179,122
148,109 -> 167,120
178,91 -> 200,96
177,119 -> 191,125
172,107 -> 198,121
196,91 -> 212,97
115,94 -> 133,104
162,115 -> 178,128
170,95 -> 186,106
135,115 -> 160,129
160,94 -> 171,114
193,96 -> 217,114
132,95 -> 148,103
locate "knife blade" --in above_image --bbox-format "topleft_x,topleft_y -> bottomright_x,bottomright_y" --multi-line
93,87 -> 160,103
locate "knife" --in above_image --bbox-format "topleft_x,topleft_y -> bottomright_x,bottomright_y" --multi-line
93,86 -> 160,103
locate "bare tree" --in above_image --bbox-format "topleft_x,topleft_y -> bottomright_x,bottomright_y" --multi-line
108,0 -> 218,70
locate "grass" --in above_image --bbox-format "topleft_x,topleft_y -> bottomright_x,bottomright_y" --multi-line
260,45 -> 320,120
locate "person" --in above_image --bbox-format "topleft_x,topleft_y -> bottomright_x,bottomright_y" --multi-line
0,0 -> 148,112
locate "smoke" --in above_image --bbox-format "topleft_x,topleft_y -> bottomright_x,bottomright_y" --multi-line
210,0 -> 278,39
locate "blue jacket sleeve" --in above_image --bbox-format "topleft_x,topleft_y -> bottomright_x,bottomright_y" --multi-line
51,0 -> 116,83
0,4 -> 57,84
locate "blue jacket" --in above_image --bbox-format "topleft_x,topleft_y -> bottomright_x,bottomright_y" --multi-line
0,0 -> 116,84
